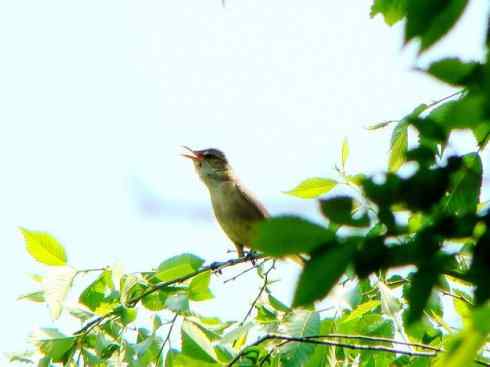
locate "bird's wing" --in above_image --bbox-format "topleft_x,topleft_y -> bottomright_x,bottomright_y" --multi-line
235,182 -> 269,219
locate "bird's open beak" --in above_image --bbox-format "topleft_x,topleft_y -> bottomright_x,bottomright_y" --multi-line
181,146 -> 204,161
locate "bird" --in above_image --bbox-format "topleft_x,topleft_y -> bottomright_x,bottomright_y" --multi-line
182,146 -> 304,265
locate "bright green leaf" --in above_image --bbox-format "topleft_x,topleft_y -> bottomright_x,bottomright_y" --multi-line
156,254 -> 204,282
389,121 -> 408,172
189,271 -> 213,302
370,0 -> 407,25
20,228 -> 67,266
284,178 -> 337,199
31,328 -> 75,362
181,321 -> 217,363
252,216 -> 334,256
341,137 -> 349,170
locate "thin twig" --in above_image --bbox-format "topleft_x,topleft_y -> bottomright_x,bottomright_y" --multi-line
240,261 -> 275,326
224,259 -> 268,284
156,313 -> 178,366
366,89 -> 464,130
302,334 -> 441,352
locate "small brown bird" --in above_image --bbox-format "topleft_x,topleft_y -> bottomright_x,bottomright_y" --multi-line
182,146 -> 303,265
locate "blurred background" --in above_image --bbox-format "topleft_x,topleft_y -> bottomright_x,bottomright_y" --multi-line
0,0 -> 488,362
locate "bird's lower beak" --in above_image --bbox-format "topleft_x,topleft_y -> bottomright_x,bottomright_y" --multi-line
181,146 -> 203,161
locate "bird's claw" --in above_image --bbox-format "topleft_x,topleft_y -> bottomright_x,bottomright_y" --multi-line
244,250 -> 258,265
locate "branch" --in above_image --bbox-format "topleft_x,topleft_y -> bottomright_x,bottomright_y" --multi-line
227,333 -> 490,367
240,261 -> 275,325
224,259 -> 269,284
227,334 -> 436,366
129,253 -> 266,306
156,313 -> 178,366
74,254 -> 266,337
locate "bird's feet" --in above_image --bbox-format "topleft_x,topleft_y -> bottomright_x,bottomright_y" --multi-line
209,261 -> 223,275
244,250 -> 258,265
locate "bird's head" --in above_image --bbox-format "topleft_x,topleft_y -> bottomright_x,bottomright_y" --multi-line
182,146 -> 233,185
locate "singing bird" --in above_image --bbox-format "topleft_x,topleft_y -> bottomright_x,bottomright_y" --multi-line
182,146 -> 303,265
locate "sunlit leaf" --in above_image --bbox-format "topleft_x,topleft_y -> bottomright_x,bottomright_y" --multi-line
17,291 -> 45,303
20,228 -> 67,266
370,0 -> 407,25
389,121 -> 408,172
284,178 -> 337,199
156,254 -> 204,282
341,137 -> 349,170
42,266 -> 77,320
181,321 -> 217,363
189,271 -> 213,302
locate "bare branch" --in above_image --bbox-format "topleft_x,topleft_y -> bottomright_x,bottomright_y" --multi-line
227,333 -> 490,367
156,313 -> 178,366
240,261 -> 275,326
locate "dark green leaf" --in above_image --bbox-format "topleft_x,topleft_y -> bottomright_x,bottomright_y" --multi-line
445,153 -> 482,215
405,0 -> 469,52
427,58 -> 480,85
320,196 -> 370,227
293,239 -> 358,307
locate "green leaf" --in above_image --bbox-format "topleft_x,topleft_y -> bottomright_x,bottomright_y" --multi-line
252,216 -> 334,256
20,228 -> 67,266
341,137 -> 349,170
17,291 -> 45,303
389,121 -> 408,172
341,300 -> 381,323
268,294 -> 290,312
220,322 -> 253,345
293,240 -> 358,307
181,321 -> 218,363
142,289 -> 173,311
427,58 -> 479,86
370,0 -> 407,25
189,271 -> 213,302
79,270 -> 118,315
156,254 -> 204,282
280,310 -> 320,367
166,292 -> 190,313
32,328 -> 75,362
319,196 -> 370,227
405,0 -> 469,52
407,268 -> 439,323
113,305 -> 137,325
445,152 -> 482,215
42,266 -> 77,320
284,178 -> 337,199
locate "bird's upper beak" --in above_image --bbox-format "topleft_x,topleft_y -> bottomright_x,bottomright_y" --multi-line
181,146 -> 204,161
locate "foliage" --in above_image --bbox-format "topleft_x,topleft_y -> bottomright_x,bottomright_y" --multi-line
12,1 -> 490,366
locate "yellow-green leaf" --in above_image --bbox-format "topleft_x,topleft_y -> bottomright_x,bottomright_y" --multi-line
284,178 -> 337,199
341,137 -> 349,170
388,123 -> 408,172
20,228 -> 67,266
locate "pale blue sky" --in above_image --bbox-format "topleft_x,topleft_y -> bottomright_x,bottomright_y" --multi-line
1,0 -> 488,362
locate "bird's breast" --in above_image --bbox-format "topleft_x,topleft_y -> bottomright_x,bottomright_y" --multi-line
208,181 -> 263,245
